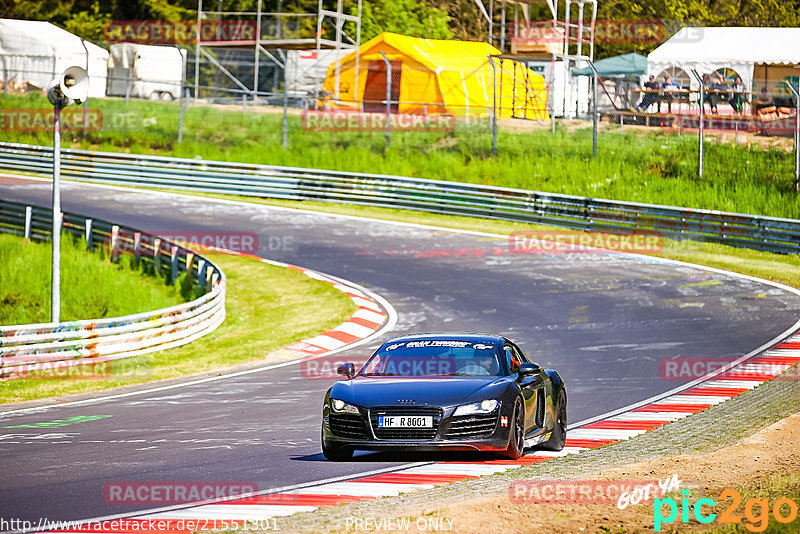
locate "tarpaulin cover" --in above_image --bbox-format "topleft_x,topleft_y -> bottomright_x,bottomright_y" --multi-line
321,32 -> 548,119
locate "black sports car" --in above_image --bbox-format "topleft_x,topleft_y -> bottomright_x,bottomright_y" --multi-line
321,333 -> 567,460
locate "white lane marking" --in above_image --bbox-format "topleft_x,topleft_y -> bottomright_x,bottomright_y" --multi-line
565,428 -> 649,440
282,482 -> 434,497
139,504 -> 318,520
332,322 -> 374,338
301,335 -> 346,351
605,412 -> 692,422
401,464 -> 519,476
654,395 -> 730,405
352,309 -> 387,324
702,380 -> 762,389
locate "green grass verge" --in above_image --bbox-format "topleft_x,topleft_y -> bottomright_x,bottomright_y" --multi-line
0,233 -> 184,325
0,252 -> 357,403
2,92 -> 800,219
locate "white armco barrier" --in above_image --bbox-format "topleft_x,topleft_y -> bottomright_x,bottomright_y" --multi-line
0,199 -> 226,380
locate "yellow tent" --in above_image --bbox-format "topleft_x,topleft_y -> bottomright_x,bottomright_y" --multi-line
321,32 -> 549,120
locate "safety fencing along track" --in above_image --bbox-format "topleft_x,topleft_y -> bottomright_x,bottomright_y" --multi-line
0,199 -> 226,380
1,142 -> 799,254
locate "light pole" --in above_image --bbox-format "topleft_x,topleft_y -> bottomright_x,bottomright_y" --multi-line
586,61 -> 599,158
690,69 -> 704,179
781,80 -> 800,192
46,66 -> 89,323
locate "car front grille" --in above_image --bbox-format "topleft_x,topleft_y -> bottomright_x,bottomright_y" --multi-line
370,407 -> 443,441
329,413 -> 370,440
445,413 -> 498,439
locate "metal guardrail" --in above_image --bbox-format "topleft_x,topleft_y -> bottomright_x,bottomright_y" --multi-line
0,198 -> 226,380
0,142 -> 799,254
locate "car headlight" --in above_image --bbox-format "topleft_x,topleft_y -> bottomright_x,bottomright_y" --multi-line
331,398 -> 360,414
453,399 -> 500,416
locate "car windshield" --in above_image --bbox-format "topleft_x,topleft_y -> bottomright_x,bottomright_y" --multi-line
359,340 -> 505,377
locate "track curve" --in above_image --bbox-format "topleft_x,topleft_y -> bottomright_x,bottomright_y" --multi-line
2,175 -> 800,525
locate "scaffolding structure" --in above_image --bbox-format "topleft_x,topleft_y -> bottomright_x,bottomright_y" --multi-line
485,0 -> 597,117
194,0 -> 361,100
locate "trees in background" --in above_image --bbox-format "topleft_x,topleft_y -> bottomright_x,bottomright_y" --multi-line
2,0 -> 799,52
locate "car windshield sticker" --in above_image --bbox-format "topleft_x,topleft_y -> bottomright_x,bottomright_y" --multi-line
405,340 -> 474,349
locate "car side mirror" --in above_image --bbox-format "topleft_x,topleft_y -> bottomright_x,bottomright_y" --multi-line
518,363 -> 540,376
337,362 -> 356,378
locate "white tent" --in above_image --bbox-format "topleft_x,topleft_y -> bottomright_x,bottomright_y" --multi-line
648,27 -> 800,92
0,19 -> 108,98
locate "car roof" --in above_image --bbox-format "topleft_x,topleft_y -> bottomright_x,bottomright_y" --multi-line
382,332 -> 508,345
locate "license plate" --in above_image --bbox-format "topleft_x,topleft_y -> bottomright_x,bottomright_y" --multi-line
377,415 -> 433,428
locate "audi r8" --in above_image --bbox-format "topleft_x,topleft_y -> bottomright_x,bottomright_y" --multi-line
321,333 -> 567,460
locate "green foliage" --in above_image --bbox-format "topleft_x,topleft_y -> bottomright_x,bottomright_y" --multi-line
62,2 -> 111,41
0,233 -> 184,325
355,0 -> 452,43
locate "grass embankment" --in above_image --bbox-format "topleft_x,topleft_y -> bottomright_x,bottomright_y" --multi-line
0,238 -> 357,403
2,92 -> 799,219
0,233 -> 183,325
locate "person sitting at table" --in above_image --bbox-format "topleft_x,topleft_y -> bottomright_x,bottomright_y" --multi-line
728,76 -> 745,114
659,75 -> 680,112
754,87 -> 773,112
710,73 -> 729,114
637,75 -> 660,111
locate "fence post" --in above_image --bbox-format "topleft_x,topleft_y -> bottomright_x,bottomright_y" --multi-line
380,52 -> 391,151
488,55 -> 497,156
197,259 -> 207,290
153,238 -> 162,276
133,231 -> 141,268
691,70 -> 704,180
85,219 -> 93,250
24,206 -> 32,240
282,57 -> 289,149
178,87 -> 185,143
1,55 -> 7,98
110,225 -> 120,263
170,245 -> 178,284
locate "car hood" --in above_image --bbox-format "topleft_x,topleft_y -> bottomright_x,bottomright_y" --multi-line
329,376 -> 511,408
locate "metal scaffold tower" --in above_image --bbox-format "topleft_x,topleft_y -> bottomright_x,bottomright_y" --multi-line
482,0 -> 597,118
195,0 -> 361,100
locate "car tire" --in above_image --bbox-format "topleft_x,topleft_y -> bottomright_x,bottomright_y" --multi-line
148,92 -> 160,101
161,92 -> 174,101
321,427 -> 353,461
542,389 -> 567,451
503,398 -> 525,460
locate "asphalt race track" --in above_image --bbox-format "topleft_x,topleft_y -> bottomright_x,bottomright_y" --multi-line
2,175 -> 800,525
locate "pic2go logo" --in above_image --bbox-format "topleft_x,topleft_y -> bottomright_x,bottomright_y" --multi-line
654,489 -> 799,532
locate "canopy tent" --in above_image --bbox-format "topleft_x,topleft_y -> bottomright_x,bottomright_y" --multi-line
572,53 -> 648,77
321,32 -> 548,119
647,27 -> 800,92
0,19 -> 108,98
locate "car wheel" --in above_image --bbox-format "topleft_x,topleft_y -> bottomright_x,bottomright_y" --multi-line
542,390 -> 567,451
503,398 -> 525,459
148,92 -> 160,101
161,92 -> 174,101
321,426 -> 353,461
